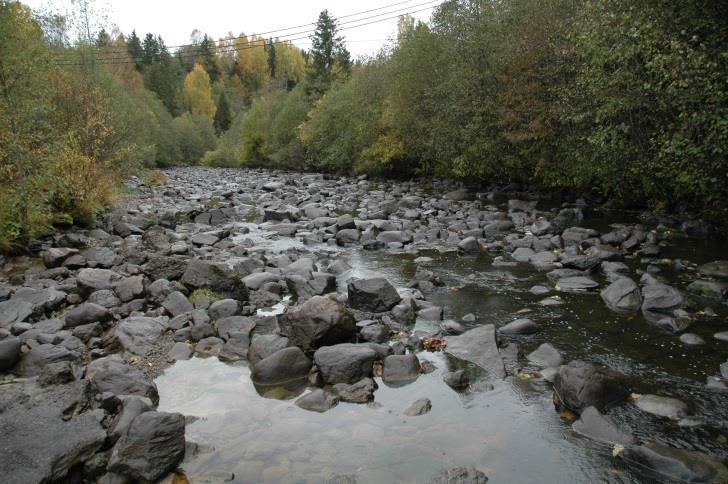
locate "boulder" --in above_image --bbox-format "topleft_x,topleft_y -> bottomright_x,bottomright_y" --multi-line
428,467 -> 488,484
600,277 -> 641,312
499,318 -> 539,335
107,411 -> 185,483
0,380 -> 105,484
632,394 -> 689,419
251,347 -> 312,385
641,282 -> 684,314
620,442 -> 728,483
698,260 -> 728,280
347,277 -> 401,312
85,355 -> 159,404
382,354 -> 420,386
527,343 -> 562,368
114,276 -> 145,302
162,291 -> 193,317
445,325 -> 505,378
572,406 -> 635,445
15,344 -> 78,377
554,360 -> 629,413
404,397 -> 432,416
64,302 -> 110,327
0,335 -> 21,370
77,268 -> 122,293
114,317 -> 165,356
294,389 -> 339,413
443,370 -> 470,389
331,378 -> 377,403
555,276 -> 599,293
278,296 -> 356,349
313,343 -> 377,384
181,259 -> 248,301
458,236 -> 480,254
248,334 -> 292,365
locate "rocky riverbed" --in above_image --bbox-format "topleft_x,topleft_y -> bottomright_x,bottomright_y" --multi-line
1,167 -> 727,483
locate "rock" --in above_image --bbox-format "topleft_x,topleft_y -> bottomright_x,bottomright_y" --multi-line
527,343 -> 562,368
295,389 -> 339,413
347,277 -> 401,312
641,282 -> 684,314
313,343 -> 377,384
143,256 -> 187,281
445,325 -> 505,378
0,299 -> 33,327
167,342 -> 193,360
632,393 -> 689,419
686,279 -> 728,300
427,467 -> 488,484
4,287 -> 66,320
278,296 -> 356,349
721,361 -> 728,379
194,336 -> 223,356
554,360 -> 629,413
600,277 -> 641,312
162,291 -> 193,317
108,411 -> 186,483
382,354 -> 420,385
242,272 -> 279,290
332,378 -> 377,403
572,406 -> 635,445
38,361 -> 75,386
0,380 -> 106,484
65,302 -> 110,327
620,442 -> 728,483
555,276 -> 599,292
376,231 -> 413,245
0,335 -> 21,370
698,260 -> 728,280
715,331 -> 728,342
41,247 -> 78,268
114,317 -> 165,356
114,276 -> 145,302
251,347 -> 312,385
458,236 -> 481,254
208,299 -> 239,320
85,355 -> 159,404
360,323 -> 390,343
109,395 -> 153,440
214,315 -> 255,341
443,370 -> 469,389
15,344 -> 78,376
248,334 -> 292,365
512,247 -> 535,262
404,397 -> 432,416
679,333 -> 705,345
499,318 -> 539,335
77,268 -> 122,293
181,259 -> 248,301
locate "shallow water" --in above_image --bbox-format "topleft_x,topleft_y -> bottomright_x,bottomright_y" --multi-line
156,209 -> 728,483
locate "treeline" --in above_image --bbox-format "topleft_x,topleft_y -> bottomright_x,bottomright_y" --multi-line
2,1 -> 727,253
208,0 -> 727,220
0,0 -> 306,251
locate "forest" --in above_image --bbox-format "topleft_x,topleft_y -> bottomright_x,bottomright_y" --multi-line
1,0 -> 726,253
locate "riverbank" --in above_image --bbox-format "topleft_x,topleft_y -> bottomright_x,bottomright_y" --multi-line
0,167 -> 727,483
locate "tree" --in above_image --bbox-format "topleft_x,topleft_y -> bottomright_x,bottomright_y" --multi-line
126,30 -> 143,70
142,32 -> 159,66
183,63 -> 216,118
198,34 -> 219,82
0,1 -> 57,249
267,38 -> 276,79
95,27 -> 110,47
146,40 -> 182,114
213,90 -> 231,134
306,10 -> 350,96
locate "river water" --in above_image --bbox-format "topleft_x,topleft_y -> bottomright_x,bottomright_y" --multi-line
156,207 -> 728,483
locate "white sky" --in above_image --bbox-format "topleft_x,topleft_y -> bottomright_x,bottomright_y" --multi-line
24,0 -> 438,57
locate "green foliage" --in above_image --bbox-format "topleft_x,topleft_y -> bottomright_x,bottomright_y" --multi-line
173,113 -> 217,164
189,288 -> 221,304
213,90 -> 232,135
306,10 -> 351,97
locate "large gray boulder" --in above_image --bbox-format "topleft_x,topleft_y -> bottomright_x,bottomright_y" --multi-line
114,317 -> 166,356
251,347 -> 312,385
554,360 -> 629,413
572,406 -> 635,446
0,287 -> 66,325
248,334 -> 292,365
347,277 -> 401,312
601,277 -> 641,312
0,335 -> 21,370
85,355 -> 159,404
620,442 -> 728,483
277,296 -> 356,349
15,344 -> 78,377
314,343 -> 378,384
77,268 -> 122,293
382,354 -> 420,386
446,325 -> 505,378
698,260 -> 728,280
641,281 -> 684,314
0,380 -> 106,484
64,302 -> 110,327
107,411 -> 185,483
181,259 -> 248,301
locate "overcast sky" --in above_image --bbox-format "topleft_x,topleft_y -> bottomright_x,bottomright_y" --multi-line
24,0 -> 438,57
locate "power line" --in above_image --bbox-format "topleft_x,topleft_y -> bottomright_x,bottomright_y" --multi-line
54,3 -> 440,66
55,0 -> 438,58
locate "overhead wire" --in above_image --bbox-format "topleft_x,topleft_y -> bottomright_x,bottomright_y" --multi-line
53,0 -> 441,64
